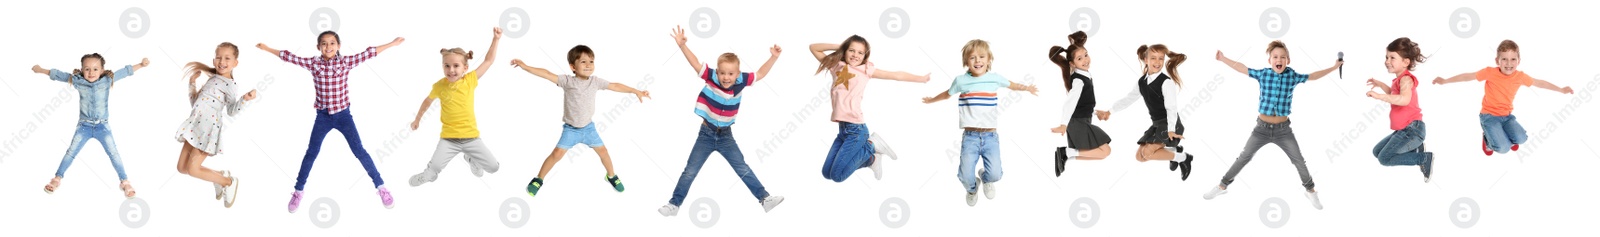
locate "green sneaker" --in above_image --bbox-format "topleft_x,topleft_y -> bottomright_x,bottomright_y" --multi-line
526,177 -> 544,197
605,175 -> 625,192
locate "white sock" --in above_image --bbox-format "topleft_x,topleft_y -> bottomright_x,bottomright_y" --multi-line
1060,147 -> 1079,157
1167,148 -> 1187,162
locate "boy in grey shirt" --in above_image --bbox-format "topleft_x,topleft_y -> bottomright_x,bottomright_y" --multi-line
510,45 -> 650,198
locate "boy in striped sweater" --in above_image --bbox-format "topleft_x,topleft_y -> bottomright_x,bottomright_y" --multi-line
658,26 -> 785,216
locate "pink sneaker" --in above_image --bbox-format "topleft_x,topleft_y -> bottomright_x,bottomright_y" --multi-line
378,185 -> 395,209
287,190 -> 304,213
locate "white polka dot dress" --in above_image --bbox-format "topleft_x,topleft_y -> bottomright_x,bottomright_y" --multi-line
175,74 -> 246,155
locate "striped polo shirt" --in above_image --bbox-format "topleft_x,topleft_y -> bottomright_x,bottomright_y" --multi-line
695,65 -> 754,127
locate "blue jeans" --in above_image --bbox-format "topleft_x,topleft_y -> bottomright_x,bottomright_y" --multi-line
958,131 -> 1002,193
555,122 -> 605,149
55,121 -> 128,180
295,109 -> 386,190
1480,113 -> 1528,154
1373,120 -> 1430,166
821,122 -> 875,182
668,123 -> 770,206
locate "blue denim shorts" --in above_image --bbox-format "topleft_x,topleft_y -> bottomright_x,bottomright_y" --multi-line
556,122 -> 605,149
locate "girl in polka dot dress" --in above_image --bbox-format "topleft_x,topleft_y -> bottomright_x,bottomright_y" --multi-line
174,42 -> 257,208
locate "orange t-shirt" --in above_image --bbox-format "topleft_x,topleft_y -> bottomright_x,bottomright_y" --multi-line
1475,67 -> 1533,116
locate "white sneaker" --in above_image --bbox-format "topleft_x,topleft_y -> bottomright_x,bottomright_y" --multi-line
1202,186 -> 1228,200
869,157 -> 884,180
214,170 -> 230,200
965,192 -> 978,206
869,133 -> 898,160
223,176 -> 240,208
979,173 -> 996,200
658,203 -> 679,217
1305,191 -> 1324,210
761,195 -> 785,213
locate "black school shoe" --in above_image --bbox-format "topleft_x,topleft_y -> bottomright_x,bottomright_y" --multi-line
1055,147 -> 1068,177
1179,154 -> 1195,181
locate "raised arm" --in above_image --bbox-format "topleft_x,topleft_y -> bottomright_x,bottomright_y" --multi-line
753,45 -> 781,82
510,59 -> 560,84
1433,73 -> 1475,85
410,97 -> 435,130
1305,60 -> 1343,81
1530,77 -> 1576,94
871,70 -> 931,83
256,43 -> 283,56
131,58 -> 151,71
810,43 -> 838,63
1216,50 -> 1250,75
671,26 -> 704,75
606,83 -> 652,102
474,28 -> 503,78
375,37 -> 405,54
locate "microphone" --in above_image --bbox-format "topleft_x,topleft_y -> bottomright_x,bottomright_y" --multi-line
1337,52 -> 1344,79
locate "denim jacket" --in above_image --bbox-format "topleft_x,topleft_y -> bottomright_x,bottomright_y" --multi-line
47,65 -> 135,124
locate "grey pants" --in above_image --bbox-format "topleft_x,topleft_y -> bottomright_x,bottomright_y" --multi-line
1219,119 -> 1316,191
415,138 -> 501,183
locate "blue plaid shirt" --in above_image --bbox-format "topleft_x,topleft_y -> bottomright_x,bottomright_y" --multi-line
1247,67 -> 1309,116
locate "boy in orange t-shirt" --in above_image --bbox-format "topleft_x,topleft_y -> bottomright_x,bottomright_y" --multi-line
1434,40 -> 1575,155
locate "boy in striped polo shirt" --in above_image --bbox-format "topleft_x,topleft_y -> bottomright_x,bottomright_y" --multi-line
658,26 -> 785,216
1206,40 -> 1342,210
922,39 -> 1038,206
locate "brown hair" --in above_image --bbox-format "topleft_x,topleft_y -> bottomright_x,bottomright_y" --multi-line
567,45 -> 594,65
960,39 -> 993,69
813,35 -> 871,74
1265,40 -> 1288,55
1497,39 -> 1519,53
1050,31 -> 1089,90
1386,37 -> 1426,70
184,42 -> 241,80
1137,44 -> 1186,87
73,53 -> 113,80
440,47 -> 475,64
717,53 -> 739,66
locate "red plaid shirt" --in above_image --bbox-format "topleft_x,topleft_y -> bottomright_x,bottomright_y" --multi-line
280,47 -> 378,114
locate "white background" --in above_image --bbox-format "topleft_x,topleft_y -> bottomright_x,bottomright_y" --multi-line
1,0 -> 1595,236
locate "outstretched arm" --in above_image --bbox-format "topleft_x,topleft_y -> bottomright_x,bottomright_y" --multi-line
131,58 -> 151,72
671,26 -> 704,75
510,59 -> 560,84
1530,78 -> 1576,94
753,45 -> 781,83
1366,78 -> 1393,94
1008,81 -> 1039,96
1433,73 -> 1475,85
256,43 -> 283,56
922,90 -> 952,104
871,70 -> 931,83
607,83 -> 652,102
35,65 -> 71,82
375,37 -> 406,54
1216,50 -> 1249,75
410,97 -> 435,130
1305,60 -> 1343,81
474,28 -> 503,78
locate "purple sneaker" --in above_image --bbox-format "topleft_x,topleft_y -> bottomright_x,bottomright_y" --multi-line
378,185 -> 395,209
287,190 -> 304,213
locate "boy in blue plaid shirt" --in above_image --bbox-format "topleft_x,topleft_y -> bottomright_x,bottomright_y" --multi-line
1203,40 -> 1342,210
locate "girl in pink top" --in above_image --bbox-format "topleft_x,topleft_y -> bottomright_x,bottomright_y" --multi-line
809,35 -> 930,182
1365,37 -> 1433,182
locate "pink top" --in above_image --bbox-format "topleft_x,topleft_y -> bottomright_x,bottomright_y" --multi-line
828,61 -> 876,123
1388,71 -> 1423,130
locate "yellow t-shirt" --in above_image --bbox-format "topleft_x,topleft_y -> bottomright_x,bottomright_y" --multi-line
430,71 -> 479,138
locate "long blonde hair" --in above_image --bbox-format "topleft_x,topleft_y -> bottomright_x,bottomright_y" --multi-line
184,42 -> 241,80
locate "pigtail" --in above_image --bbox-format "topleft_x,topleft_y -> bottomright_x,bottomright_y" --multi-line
1166,51 -> 1186,87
